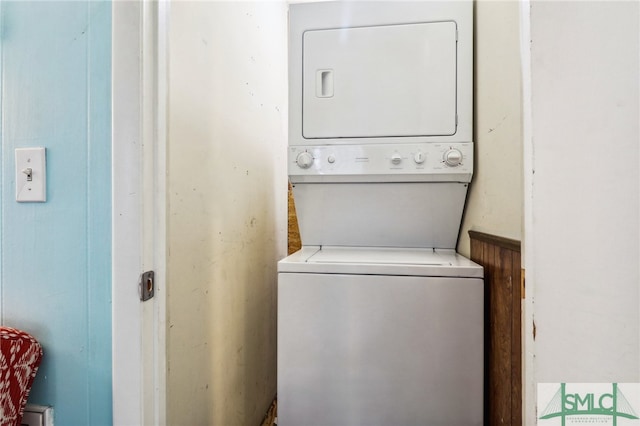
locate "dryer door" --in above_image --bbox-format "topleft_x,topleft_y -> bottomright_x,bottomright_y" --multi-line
302,21 -> 457,139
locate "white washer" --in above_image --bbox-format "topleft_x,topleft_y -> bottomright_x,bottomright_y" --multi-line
278,247 -> 483,425
279,3 -> 481,425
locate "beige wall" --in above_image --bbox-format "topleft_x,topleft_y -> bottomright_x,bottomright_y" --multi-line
164,1 -> 524,423
167,2 -> 288,424
458,1 -> 523,257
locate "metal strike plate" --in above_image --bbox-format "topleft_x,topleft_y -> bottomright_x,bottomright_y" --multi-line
140,271 -> 155,301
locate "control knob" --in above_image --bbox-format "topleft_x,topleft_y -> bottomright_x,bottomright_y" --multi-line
391,153 -> 402,165
444,149 -> 463,167
296,152 -> 314,169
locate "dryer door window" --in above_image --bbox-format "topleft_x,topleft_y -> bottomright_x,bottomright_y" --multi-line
302,21 -> 458,140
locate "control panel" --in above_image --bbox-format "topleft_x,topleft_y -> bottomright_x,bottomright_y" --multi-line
289,143 -> 473,183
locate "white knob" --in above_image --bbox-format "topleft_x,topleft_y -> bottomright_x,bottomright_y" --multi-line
296,152 -> 314,169
444,149 -> 463,167
391,153 -> 402,165
414,151 -> 425,164
327,154 -> 336,164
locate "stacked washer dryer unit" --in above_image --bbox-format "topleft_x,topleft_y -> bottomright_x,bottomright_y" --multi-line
278,2 -> 482,426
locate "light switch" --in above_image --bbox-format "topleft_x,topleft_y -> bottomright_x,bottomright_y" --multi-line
16,147 -> 46,202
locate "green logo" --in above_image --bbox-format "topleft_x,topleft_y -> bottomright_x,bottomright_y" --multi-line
539,383 -> 639,425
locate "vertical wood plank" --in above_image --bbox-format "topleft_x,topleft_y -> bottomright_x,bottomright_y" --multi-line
469,230 -> 521,426
494,245 -> 513,424
511,252 -> 523,425
470,237 -> 484,264
288,182 -> 302,255
487,242 -> 502,424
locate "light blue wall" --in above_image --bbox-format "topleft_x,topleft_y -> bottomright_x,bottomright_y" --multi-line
0,1 -> 112,424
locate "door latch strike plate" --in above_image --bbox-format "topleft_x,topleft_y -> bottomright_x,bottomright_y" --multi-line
140,270 -> 155,301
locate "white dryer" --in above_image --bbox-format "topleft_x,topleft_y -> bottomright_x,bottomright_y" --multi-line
279,2 -> 482,425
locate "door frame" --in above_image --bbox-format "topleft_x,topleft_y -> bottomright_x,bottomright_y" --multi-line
112,1 -> 168,424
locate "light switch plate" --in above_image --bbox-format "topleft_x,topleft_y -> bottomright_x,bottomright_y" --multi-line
16,147 -> 46,202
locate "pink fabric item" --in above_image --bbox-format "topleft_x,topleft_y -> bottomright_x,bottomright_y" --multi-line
0,327 -> 43,426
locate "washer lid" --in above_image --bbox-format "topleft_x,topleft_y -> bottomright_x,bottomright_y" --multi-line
306,246 -> 449,265
279,246 -> 483,278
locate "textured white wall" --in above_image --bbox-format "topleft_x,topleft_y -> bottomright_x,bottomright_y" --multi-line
524,2 -> 639,423
458,1 -> 523,257
167,2 -> 288,424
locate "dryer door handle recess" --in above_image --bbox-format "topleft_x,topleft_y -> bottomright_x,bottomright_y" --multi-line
316,69 -> 334,98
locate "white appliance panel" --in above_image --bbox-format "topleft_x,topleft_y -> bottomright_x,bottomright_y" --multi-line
288,142 -> 474,183
292,182 -> 468,248
278,272 -> 484,426
307,246 -> 448,265
303,22 -> 457,139
289,1 -> 473,146
279,246 -> 484,277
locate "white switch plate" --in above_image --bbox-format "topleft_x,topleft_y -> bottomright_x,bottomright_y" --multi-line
16,147 -> 46,202
23,404 -> 54,426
